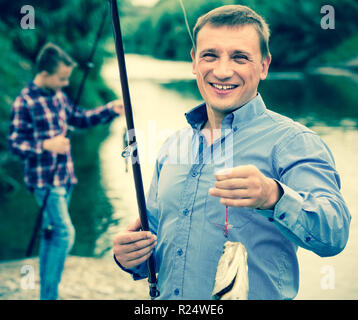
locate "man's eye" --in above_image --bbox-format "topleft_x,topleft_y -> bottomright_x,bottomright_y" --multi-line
233,55 -> 248,63
202,53 -> 217,61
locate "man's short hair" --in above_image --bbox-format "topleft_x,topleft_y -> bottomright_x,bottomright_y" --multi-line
193,5 -> 271,59
35,42 -> 77,75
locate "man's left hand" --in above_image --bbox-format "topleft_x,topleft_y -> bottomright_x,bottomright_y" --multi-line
209,165 -> 282,210
108,99 -> 125,115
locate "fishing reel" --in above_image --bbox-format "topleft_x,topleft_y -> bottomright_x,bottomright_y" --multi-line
121,143 -> 137,159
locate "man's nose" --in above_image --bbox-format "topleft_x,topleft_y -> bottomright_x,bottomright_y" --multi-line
212,59 -> 234,80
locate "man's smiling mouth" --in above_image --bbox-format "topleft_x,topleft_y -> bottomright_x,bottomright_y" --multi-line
210,83 -> 239,91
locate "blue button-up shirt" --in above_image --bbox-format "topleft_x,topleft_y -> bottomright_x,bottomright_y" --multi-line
120,94 -> 351,300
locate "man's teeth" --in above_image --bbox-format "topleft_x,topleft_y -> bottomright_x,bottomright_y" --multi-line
211,83 -> 237,90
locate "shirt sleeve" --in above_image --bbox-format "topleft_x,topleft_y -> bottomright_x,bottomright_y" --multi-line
8,97 -> 44,159
266,131 -> 351,257
65,95 -> 118,129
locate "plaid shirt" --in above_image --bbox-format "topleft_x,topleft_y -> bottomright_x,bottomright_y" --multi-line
9,81 -> 118,191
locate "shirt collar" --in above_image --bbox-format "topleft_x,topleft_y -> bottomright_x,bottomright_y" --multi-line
28,81 -> 57,97
185,93 -> 267,130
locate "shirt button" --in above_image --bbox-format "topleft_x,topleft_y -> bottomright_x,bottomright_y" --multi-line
174,288 -> 180,295
177,248 -> 183,256
279,213 -> 285,220
183,209 -> 189,216
305,236 -> 311,242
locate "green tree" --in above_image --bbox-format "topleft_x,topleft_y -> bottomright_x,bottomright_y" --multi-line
122,0 -> 358,69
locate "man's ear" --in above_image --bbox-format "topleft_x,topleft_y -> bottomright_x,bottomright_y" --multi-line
190,48 -> 197,75
39,70 -> 50,78
260,54 -> 271,81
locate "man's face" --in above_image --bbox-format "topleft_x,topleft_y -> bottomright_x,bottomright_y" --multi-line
191,24 -> 271,118
42,62 -> 73,91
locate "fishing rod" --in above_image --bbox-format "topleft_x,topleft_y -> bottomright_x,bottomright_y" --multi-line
73,5 -> 108,106
25,6 -> 108,257
108,0 -> 160,299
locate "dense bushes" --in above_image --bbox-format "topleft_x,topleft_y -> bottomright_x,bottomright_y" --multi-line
122,0 -> 358,69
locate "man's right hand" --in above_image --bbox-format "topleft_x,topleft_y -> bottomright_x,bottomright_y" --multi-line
43,134 -> 70,154
113,218 -> 157,269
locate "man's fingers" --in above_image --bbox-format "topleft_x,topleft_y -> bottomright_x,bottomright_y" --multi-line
113,231 -> 157,269
209,187 -> 249,199
124,240 -> 157,261
120,235 -> 157,254
114,230 -> 156,246
215,168 -> 234,181
215,165 -> 256,181
214,178 -> 248,190
133,250 -> 154,265
120,249 -> 155,269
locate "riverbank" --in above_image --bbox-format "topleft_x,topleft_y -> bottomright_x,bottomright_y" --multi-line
0,254 -> 149,300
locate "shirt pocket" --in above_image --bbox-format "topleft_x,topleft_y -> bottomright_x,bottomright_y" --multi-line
204,192 -> 253,230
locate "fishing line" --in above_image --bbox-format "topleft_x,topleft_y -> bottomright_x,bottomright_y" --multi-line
178,0 -> 195,52
178,0 -> 231,238
177,0 -> 217,132
212,205 -> 232,238
177,0 -> 190,40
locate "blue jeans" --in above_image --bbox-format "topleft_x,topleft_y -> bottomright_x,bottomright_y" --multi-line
34,185 -> 75,300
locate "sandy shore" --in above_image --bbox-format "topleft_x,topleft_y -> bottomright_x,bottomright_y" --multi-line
0,254 -> 149,300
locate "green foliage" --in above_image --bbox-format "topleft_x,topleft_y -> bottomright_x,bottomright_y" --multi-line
122,0 -> 358,69
123,0 -> 236,60
256,0 -> 358,69
316,35 -> 358,66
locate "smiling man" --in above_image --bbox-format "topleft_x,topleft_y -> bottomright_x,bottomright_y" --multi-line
192,22 -> 270,131
113,5 -> 351,299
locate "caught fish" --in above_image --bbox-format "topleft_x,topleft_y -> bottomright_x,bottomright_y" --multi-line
212,241 -> 249,300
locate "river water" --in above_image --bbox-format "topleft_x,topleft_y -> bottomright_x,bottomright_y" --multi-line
100,54 -> 358,300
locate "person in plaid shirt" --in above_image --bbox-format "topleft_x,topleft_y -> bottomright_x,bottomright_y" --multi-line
8,43 -> 124,300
